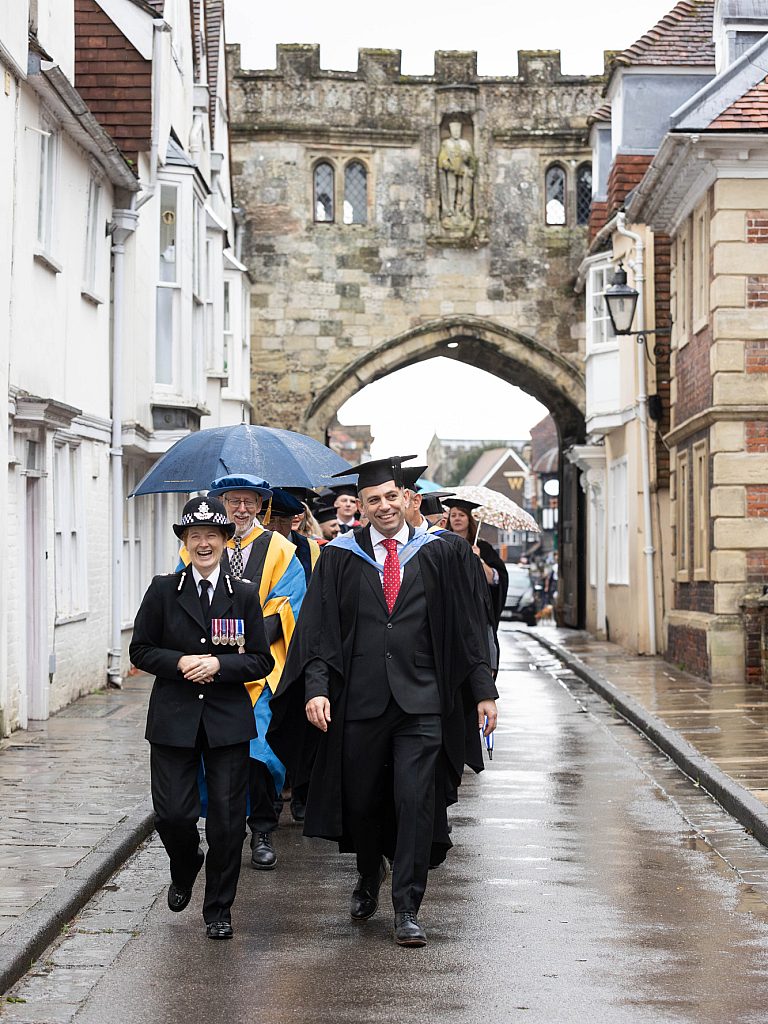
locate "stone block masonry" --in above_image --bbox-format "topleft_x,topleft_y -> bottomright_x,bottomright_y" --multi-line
227,44 -> 604,438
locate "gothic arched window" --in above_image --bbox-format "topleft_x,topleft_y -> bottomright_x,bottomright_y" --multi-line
545,164 -> 566,226
314,162 -> 335,223
576,163 -> 593,226
343,161 -> 368,225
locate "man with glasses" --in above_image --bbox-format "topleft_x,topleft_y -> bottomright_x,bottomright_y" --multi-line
178,475 -> 307,869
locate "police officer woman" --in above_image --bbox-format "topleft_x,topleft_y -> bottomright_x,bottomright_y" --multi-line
130,496 -> 273,939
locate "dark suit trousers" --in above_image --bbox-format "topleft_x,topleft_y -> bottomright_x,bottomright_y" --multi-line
150,727 -> 249,924
247,759 -> 278,834
342,700 -> 442,915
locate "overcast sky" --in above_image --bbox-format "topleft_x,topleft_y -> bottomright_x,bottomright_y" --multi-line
224,1 -> 676,458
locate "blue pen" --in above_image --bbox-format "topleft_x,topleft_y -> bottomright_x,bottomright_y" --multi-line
481,716 -> 494,760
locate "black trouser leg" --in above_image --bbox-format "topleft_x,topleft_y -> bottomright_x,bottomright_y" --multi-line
150,741 -> 204,890
390,712 -> 442,915
342,702 -> 442,912
200,736 -> 250,925
246,759 -> 278,835
342,711 -> 392,879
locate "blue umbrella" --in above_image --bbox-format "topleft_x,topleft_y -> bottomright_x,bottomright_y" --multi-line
129,424 -> 353,496
416,477 -> 444,493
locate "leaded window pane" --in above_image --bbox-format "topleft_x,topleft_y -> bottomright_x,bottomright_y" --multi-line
576,163 -> 592,226
343,161 -> 367,224
545,165 -> 566,226
314,162 -> 334,222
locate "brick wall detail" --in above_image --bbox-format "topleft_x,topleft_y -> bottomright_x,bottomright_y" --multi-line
668,624 -> 710,680
606,154 -> 653,216
74,0 -> 151,168
747,421 -> 768,452
747,211 -> 768,243
747,276 -> 768,308
747,486 -> 768,517
674,326 -> 713,424
747,339 -> 768,373
654,233 -> 672,486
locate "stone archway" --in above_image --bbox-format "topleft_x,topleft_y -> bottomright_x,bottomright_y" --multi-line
305,315 -> 586,629
304,315 -> 585,444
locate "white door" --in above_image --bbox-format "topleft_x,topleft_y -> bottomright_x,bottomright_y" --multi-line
25,474 -> 48,721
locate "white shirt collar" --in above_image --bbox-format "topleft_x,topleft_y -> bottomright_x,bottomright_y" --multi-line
369,520 -> 410,549
414,517 -> 428,535
191,564 -> 221,594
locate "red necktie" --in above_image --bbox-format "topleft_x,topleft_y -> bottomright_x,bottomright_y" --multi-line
381,538 -> 400,614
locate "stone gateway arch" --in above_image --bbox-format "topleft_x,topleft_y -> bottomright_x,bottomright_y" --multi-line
227,43 -> 604,624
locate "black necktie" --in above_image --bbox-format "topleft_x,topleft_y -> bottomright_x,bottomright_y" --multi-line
199,579 -> 212,625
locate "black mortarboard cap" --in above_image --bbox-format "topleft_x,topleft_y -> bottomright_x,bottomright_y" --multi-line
329,481 -> 358,498
314,504 -> 339,524
420,490 -> 455,517
282,486 -> 317,502
443,497 -> 481,512
268,488 -> 305,517
401,465 -> 428,491
333,455 -> 417,491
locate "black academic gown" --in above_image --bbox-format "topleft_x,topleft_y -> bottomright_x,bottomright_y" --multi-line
267,527 -> 497,866
432,528 -> 500,672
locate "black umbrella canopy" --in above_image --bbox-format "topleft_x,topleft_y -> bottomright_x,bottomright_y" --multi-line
130,424 -> 354,496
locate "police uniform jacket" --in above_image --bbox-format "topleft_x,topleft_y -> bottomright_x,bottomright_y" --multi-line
130,569 -> 274,748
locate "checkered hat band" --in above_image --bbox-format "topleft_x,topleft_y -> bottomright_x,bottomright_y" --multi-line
181,500 -> 228,527
181,512 -> 228,525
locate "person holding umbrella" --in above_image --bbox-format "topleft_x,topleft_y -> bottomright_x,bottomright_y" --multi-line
130,496 -> 274,940
444,497 -> 509,633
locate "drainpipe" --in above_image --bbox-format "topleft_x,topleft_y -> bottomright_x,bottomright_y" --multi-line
107,207 -> 139,687
616,211 -> 657,656
135,19 -> 170,211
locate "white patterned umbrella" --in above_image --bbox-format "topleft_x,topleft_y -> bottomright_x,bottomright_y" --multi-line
449,485 -> 540,538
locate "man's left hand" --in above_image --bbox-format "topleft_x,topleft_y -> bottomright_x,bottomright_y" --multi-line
477,699 -> 497,736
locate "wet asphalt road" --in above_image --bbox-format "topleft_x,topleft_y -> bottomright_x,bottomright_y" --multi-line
6,628 -> 768,1024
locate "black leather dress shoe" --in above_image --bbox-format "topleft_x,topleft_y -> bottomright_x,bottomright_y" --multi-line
290,796 -> 306,822
350,857 -> 387,920
167,850 -> 204,912
250,831 -> 277,870
205,921 -> 234,940
167,882 -> 193,913
394,911 -> 427,947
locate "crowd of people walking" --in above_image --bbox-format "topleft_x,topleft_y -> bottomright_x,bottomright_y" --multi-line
130,456 -> 503,947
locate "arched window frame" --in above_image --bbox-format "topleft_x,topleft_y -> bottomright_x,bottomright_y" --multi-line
544,163 -> 567,227
313,160 -> 335,224
343,159 -> 369,225
576,162 -> 593,227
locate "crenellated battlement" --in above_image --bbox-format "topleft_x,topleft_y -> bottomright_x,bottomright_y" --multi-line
227,43 -> 608,86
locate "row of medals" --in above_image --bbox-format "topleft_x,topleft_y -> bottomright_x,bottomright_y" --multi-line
211,618 -> 245,654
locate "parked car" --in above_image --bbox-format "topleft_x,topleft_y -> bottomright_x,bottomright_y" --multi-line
501,564 -> 536,626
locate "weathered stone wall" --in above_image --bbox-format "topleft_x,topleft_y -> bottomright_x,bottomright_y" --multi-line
227,45 -> 604,439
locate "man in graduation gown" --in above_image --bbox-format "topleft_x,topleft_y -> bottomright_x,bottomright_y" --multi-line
179,474 -> 306,869
268,456 -> 498,948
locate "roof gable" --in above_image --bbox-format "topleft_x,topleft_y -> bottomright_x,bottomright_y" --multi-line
612,1 -> 716,69
710,73 -> 768,127
670,30 -> 768,128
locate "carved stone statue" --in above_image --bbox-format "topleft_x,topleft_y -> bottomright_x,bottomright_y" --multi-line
438,121 -> 476,232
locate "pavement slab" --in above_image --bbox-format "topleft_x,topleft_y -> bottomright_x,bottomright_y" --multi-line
5,631 -> 768,1023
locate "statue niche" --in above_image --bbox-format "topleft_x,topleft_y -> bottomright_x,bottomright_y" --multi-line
437,118 -> 477,237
